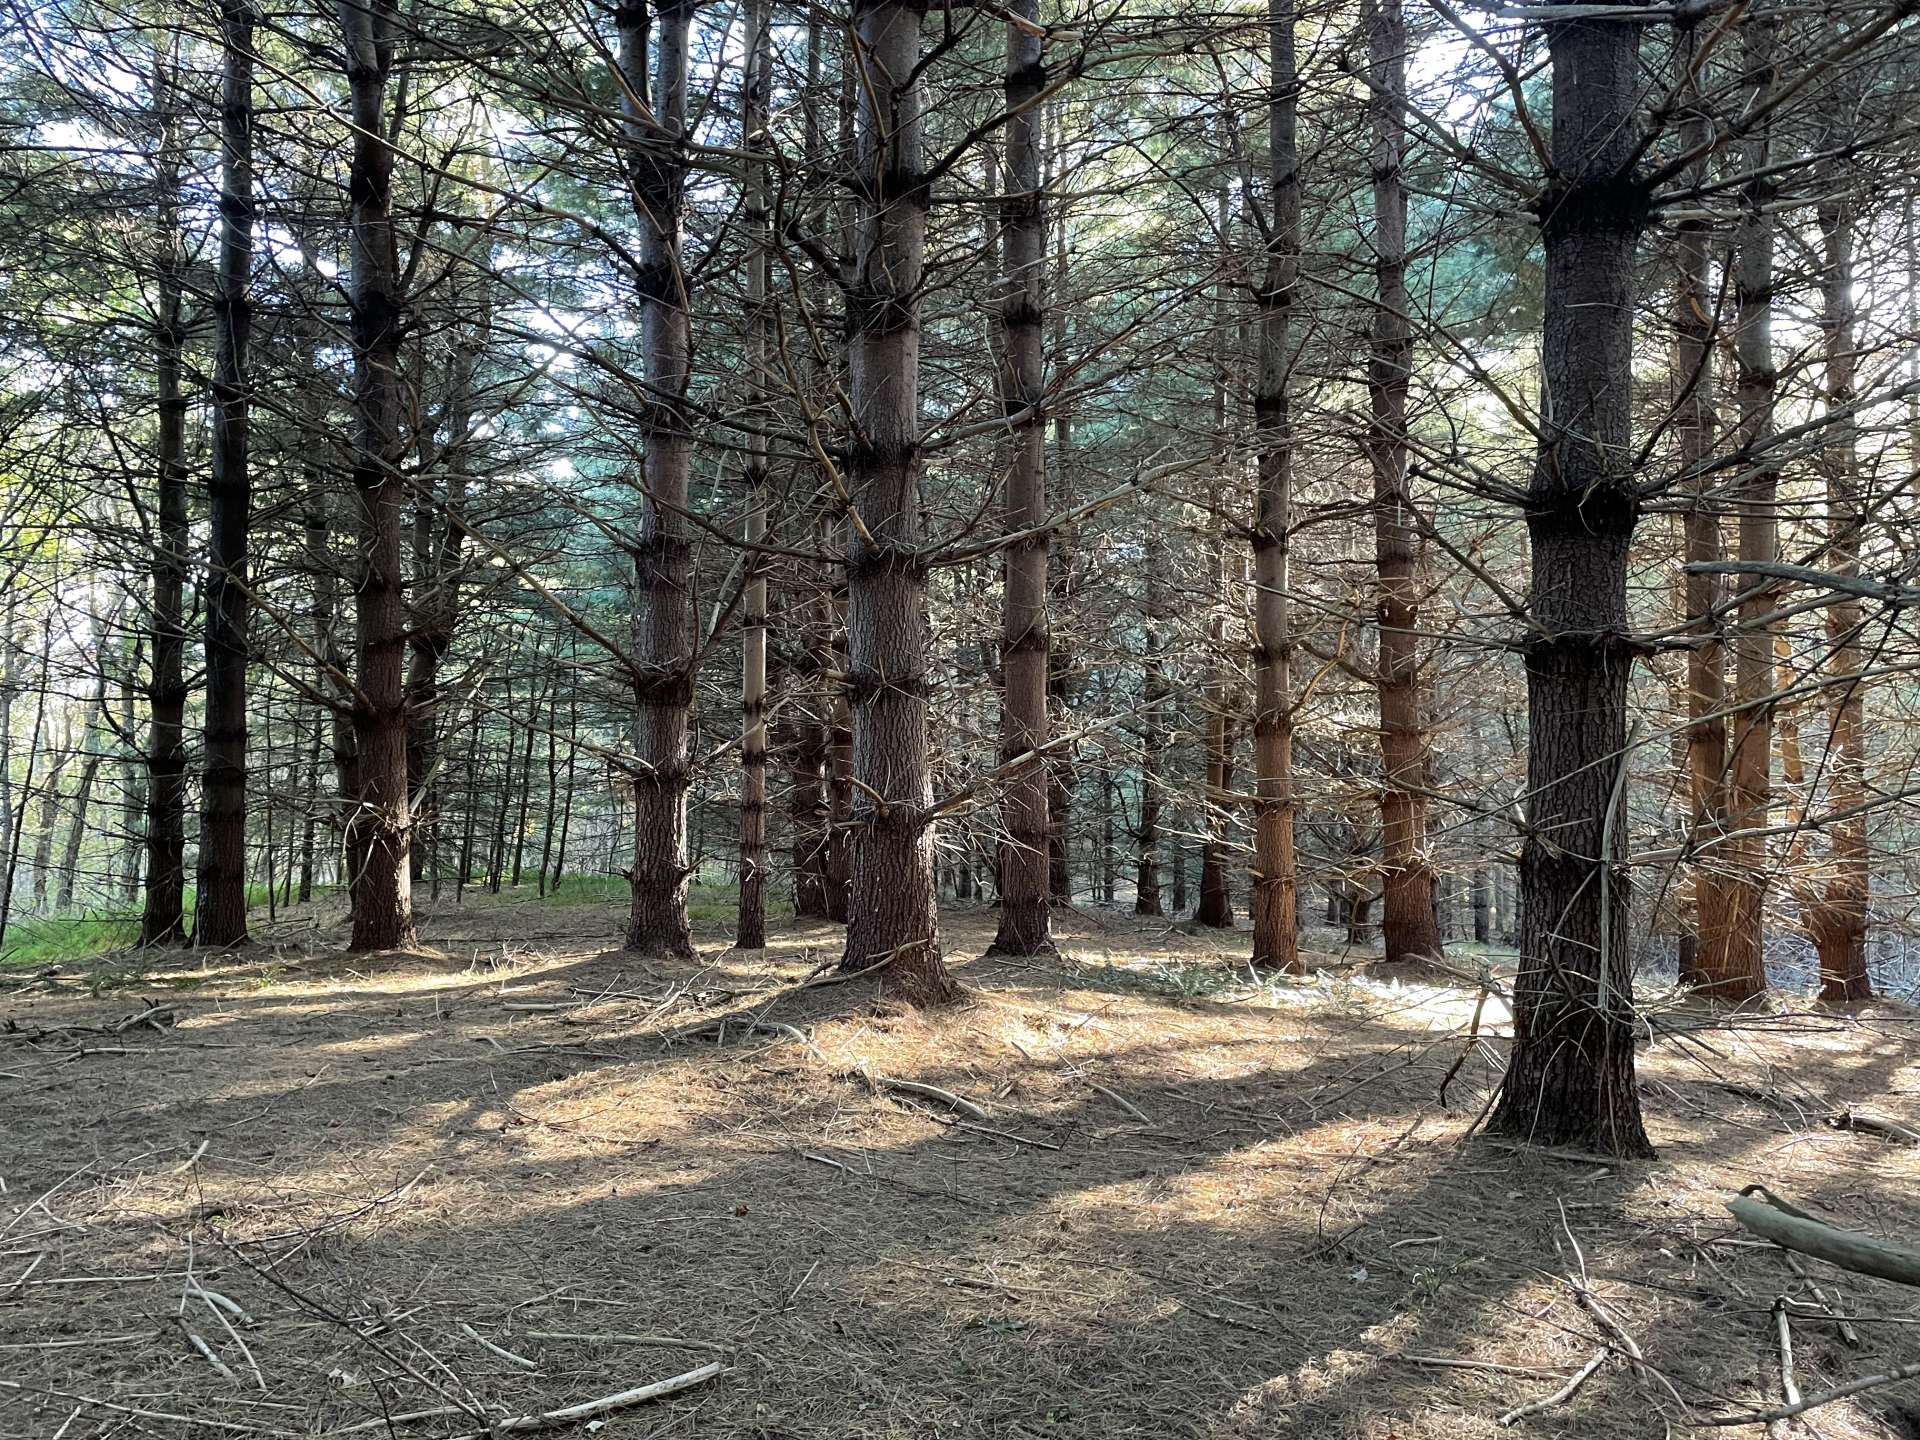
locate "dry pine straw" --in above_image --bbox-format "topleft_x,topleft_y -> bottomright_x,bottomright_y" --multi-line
2,899 -> 1919,1439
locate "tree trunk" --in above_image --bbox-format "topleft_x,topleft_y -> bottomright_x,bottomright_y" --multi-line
1196,188 -> 1236,931
620,0 -> 697,958
340,0 -> 416,951
1365,0 -> 1440,965
1250,0 -> 1301,974
1486,9 -> 1654,1158
1806,100 -> 1871,1004
737,0 -> 773,950
1134,531 -> 1165,917
140,53 -> 188,948
195,0 -> 256,948
836,0 -> 958,1004
1713,8 -> 1779,1001
1045,106 -> 1076,906
989,0 -> 1055,955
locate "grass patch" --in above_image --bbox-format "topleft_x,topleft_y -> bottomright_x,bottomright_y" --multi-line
0,912 -> 140,970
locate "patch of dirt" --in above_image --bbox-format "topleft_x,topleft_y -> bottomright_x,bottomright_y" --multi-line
3,895 -> 1919,1438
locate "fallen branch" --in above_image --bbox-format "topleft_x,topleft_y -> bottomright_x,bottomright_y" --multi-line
1727,1185 -> 1920,1287
1698,1359 -> 1920,1427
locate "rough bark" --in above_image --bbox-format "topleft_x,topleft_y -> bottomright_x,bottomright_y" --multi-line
837,0 -> 958,1003
989,0 -> 1055,955
1714,7 -> 1779,1001
1671,17 -> 1727,990
194,0 -> 256,948
1365,0 -> 1440,964
737,0 -> 773,950
140,55 -> 189,948
1250,0 -> 1301,974
1134,530 -> 1165,917
1196,182 -> 1235,930
340,0 -> 416,951
1486,8 -> 1654,1158
1805,91 -> 1871,1004
619,0 -> 696,958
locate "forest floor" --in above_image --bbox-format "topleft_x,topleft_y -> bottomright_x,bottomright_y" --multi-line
4,893 -> 1920,1439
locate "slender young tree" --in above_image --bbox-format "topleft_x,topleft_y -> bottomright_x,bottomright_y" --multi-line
1364,0 -> 1440,965
1250,0 -> 1301,974
620,0 -> 697,958
988,0 -> 1054,956
836,0 -> 958,1002
195,0 -> 257,947
1487,4 -> 1654,1157
339,0 -> 416,950
737,0 -> 773,949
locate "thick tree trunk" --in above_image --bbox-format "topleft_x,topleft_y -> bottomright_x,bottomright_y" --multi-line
989,0 -> 1055,955
1250,0 -> 1301,974
620,0 -> 697,957
340,0 -> 416,951
1807,125 -> 1871,1004
1486,10 -> 1653,1158
195,0 -> 256,948
837,0 -> 957,1003
1713,9 -> 1779,1001
737,0 -> 773,950
1365,0 -> 1440,965
141,58 -> 188,948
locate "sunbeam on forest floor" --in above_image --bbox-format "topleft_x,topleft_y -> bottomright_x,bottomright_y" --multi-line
4,898 -> 1920,1438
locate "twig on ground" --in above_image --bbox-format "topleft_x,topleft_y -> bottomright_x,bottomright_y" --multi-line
1085,1080 -> 1150,1122
856,1063 -> 990,1120
1398,1354 -> 1572,1379
525,1330 -> 729,1353
461,1321 -> 539,1371
1497,1348 -> 1608,1427
1767,1298 -> 1800,1440
441,1359 -> 725,1437
177,1319 -> 239,1384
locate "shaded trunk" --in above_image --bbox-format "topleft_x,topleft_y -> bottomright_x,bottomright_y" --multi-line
620,0 -> 696,957
1045,107 -> 1076,905
1196,183 -> 1235,930
1673,18 -> 1726,990
140,55 -> 188,947
195,0 -> 257,947
1365,0 -> 1440,965
1250,0 -> 1300,973
1486,10 -> 1654,1157
1134,533 -> 1165,917
340,0 -> 415,950
737,0 -> 773,949
1713,9 -> 1779,1001
989,0 -> 1054,954
835,0 -> 957,1003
